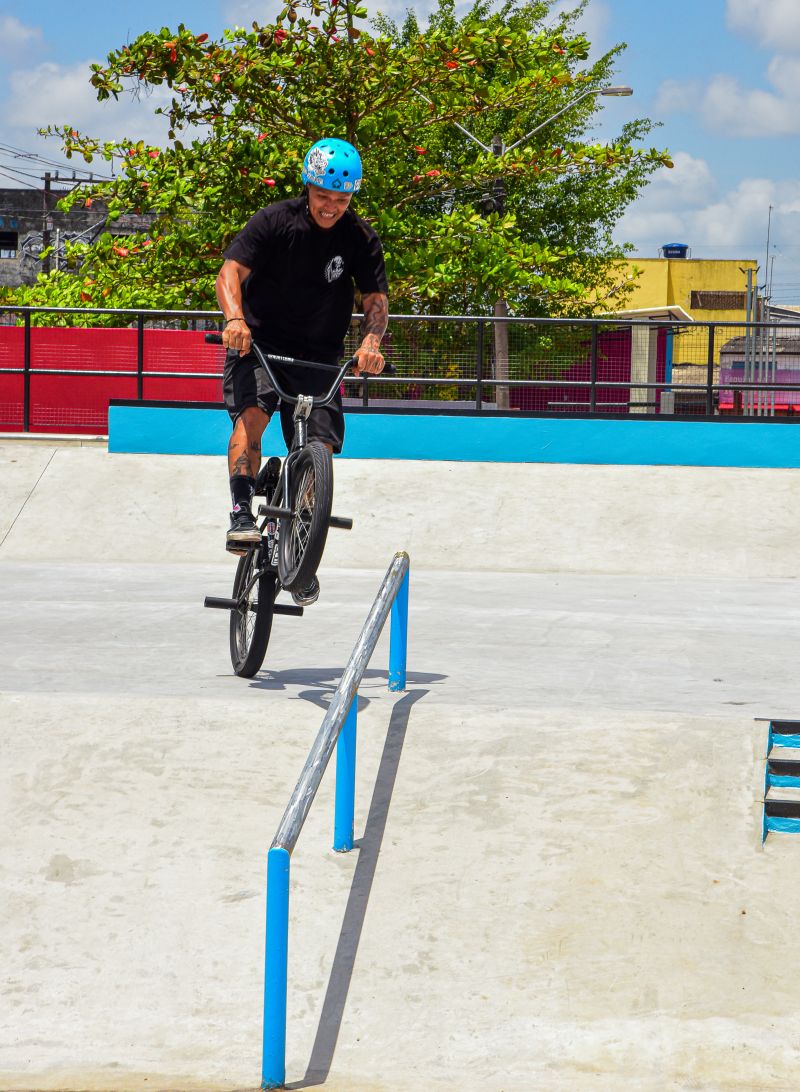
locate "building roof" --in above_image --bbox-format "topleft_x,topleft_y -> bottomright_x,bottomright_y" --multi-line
720,335 -> 800,354
603,305 -> 694,323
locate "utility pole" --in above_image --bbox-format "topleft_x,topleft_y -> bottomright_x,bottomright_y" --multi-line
42,171 -> 51,275
763,204 -> 773,297
742,266 -> 757,415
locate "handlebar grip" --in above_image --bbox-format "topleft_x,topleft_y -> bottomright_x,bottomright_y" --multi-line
356,362 -> 397,376
205,332 -> 224,345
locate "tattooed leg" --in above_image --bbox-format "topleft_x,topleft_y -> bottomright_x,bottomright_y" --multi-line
228,405 -> 270,477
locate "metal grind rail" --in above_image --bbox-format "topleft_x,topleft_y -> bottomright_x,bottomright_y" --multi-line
262,551 -> 410,1089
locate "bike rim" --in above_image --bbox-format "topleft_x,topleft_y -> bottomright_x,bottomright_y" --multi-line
236,555 -> 258,657
288,465 -> 315,574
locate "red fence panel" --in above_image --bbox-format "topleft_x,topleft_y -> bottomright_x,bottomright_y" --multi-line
0,326 -> 224,434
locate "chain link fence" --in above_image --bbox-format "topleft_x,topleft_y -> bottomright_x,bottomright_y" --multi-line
2,305 -> 800,433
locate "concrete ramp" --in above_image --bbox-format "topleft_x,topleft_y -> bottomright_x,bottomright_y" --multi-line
3,443 -> 800,575
2,441 -> 800,1090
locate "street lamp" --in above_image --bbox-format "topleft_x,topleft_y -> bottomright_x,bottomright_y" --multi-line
503,86 -> 632,153
414,86 -> 632,156
422,83 -> 633,407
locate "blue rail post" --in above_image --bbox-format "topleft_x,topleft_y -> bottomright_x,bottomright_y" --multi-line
260,552 -> 410,1085
333,700 -> 358,852
388,566 -> 409,692
262,847 -> 290,1090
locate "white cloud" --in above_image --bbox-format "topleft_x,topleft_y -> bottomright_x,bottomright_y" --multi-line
657,5 -> 800,139
767,53 -> 800,97
223,0 -> 282,28
700,73 -> 799,137
684,178 -> 778,248
6,61 -> 172,147
656,63 -> 800,137
615,153 -> 717,248
727,0 -> 800,53
550,0 -> 610,46
0,15 -> 42,60
616,167 -> 800,292
644,151 -> 717,208
654,79 -> 702,116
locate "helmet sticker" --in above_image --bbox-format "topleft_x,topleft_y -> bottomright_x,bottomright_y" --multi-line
307,147 -> 328,178
325,256 -> 345,283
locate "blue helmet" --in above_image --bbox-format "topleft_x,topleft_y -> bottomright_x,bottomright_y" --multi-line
302,138 -> 362,193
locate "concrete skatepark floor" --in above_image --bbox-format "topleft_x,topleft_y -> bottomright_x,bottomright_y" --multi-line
2,441 -> 800,1091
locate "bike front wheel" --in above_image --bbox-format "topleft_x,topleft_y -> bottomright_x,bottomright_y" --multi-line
278,441 -> 333,592
229,546 -> 277,677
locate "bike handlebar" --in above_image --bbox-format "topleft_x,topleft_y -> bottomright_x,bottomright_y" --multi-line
205,332 -> 394,409
205,331 -> 357,409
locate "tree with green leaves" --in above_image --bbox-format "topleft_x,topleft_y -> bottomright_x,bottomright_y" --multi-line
9,0 -> 670,320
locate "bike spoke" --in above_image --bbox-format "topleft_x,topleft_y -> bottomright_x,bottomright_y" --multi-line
289,467 -> 316,571
235,554 -> 259,657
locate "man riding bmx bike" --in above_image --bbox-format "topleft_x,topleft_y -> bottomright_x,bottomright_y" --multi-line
216,137 -> 389,606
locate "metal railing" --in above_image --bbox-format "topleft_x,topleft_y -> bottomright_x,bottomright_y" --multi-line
262,552 -> 410,1089
3,304 -> 800,427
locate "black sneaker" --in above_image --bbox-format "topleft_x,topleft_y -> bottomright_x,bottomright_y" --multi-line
226,508 -> 261,552
292,575 -> 320,607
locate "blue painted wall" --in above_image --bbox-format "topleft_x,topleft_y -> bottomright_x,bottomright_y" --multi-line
108,402 -> 800,468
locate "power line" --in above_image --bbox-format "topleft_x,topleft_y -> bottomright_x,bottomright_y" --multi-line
0,159 -> 47,181
0,140 -> 108,176
0,143 -> 113,183
0,168 -> 39,190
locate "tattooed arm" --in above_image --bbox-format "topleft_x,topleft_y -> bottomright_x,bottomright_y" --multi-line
216,259 -> 253,357
354,291 -> 388,375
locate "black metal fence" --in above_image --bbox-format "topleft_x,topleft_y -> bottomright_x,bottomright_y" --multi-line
2,304 -> 800,434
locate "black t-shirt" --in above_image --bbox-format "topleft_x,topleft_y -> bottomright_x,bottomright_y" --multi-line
224,196 -> 388,363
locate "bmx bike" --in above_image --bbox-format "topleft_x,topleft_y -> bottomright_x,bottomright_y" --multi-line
203,334 -> 357,678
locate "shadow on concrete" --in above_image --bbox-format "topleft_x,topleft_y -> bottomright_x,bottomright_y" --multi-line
250,666 -> 445,713
286,688 -> 427,1089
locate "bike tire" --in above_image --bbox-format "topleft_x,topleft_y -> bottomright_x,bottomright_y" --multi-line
229,546 -> 277,677
277,441 -> 333,592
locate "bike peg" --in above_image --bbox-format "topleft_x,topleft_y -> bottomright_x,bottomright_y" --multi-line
258,504 -> 294,519
204,596 -> 239,610
329,516 -> 353,530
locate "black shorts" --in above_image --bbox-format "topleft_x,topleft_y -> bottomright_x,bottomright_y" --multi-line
223,348 -> 345,454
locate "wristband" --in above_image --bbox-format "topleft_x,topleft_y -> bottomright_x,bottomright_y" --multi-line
224,316 -> 246,327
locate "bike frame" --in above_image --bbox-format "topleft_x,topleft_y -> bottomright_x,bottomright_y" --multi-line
247,341 -> 357,503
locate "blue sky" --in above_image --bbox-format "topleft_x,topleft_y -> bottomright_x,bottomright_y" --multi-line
1,0 -> 799,301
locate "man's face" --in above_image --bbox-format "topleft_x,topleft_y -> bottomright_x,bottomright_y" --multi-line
307,184 -> 353,229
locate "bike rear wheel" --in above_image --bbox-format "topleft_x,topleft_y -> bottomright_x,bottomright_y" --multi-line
229,546 -> 277,677
278,441 -> 333,592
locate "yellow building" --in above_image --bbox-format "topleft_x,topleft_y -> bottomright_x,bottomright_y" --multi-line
605,249 -> 761,413
620,251 -> 759,326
